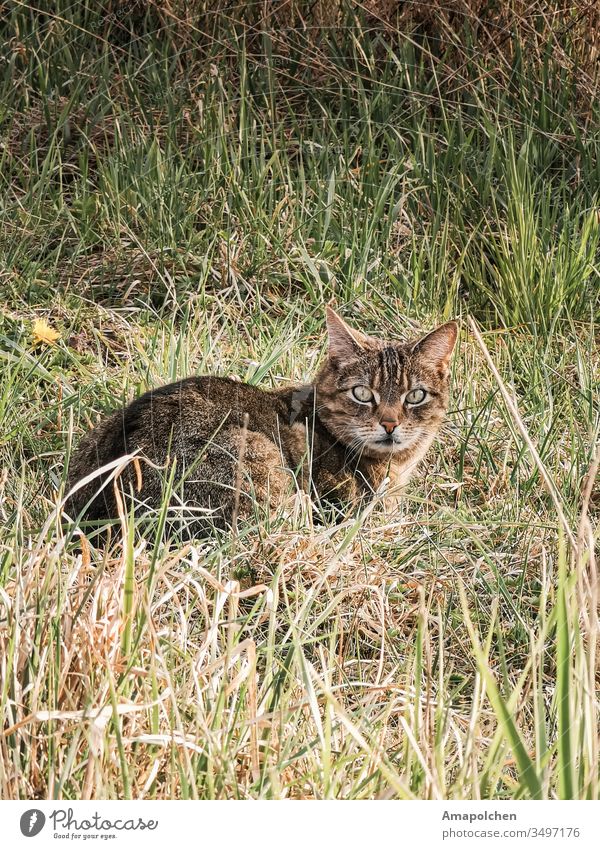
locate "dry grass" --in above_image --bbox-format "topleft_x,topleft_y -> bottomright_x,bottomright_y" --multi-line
1,321 -> 598,798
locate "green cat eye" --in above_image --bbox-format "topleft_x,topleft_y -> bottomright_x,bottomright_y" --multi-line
405,388 -> 427,405
352,385 -> 374,403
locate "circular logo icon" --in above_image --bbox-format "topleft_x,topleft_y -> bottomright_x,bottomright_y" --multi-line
20,810 -> 46,837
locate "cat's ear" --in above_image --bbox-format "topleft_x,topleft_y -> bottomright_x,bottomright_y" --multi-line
411,321 -> 458,373
326,307 -> 369,361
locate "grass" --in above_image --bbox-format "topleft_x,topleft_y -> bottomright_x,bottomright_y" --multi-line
0,2 -> 599,799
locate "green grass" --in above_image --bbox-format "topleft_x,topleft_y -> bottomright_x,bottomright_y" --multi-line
0,2 -> 599,799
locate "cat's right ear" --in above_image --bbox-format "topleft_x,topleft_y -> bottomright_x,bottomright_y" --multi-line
326,307 -> 366,361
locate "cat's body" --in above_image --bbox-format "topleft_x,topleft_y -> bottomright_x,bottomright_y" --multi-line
66,309 -> 457,535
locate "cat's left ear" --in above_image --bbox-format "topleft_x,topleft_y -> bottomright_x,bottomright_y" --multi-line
411,321 -> 458,374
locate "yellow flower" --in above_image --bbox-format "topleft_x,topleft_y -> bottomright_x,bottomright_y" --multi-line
32,318 -> 61,346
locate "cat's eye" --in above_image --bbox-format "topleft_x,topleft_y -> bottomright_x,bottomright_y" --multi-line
405,388 -> 427,405
352,385 -> 374,403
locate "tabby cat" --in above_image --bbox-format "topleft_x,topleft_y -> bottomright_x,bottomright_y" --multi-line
66,308 -> 457,535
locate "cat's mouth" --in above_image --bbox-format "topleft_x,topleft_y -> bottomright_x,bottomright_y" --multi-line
346,429 -> 417,456
368,435 -> 404,452
366,430 -> 425,454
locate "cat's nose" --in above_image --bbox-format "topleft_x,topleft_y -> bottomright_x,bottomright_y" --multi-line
380,420 -> 398,435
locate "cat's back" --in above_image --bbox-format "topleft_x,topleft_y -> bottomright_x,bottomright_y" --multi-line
125,375 -> 284,433
66,375 -> 297,522
72,375 -> 289,466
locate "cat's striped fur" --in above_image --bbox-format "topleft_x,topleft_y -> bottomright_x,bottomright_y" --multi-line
66,308 -> 457,535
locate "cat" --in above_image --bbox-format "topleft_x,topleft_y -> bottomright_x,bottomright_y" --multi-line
66,307 -> 457,536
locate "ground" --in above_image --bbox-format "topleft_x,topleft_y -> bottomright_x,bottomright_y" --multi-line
0,2 -> 598,799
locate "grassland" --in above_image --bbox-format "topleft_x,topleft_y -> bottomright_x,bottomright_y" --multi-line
0,2 -> 599,799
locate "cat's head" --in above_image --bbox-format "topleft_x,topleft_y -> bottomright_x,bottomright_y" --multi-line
315,307 -> 458,460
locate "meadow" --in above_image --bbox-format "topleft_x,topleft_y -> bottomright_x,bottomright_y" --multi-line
0,2 -> 598,799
